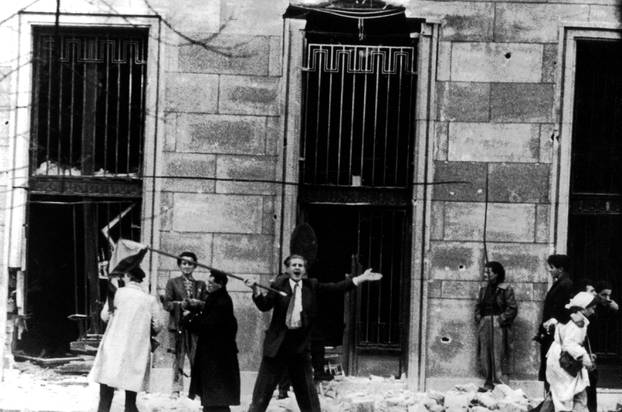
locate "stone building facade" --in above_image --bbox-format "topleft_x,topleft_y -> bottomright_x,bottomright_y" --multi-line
0,0 -> 620,395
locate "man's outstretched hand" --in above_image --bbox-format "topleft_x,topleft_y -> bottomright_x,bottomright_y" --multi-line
355,268 -> 383,283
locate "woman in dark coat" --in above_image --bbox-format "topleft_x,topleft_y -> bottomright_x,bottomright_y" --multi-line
186,270 -> 240,412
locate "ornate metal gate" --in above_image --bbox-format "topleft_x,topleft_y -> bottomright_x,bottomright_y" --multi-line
299,39 -> 417,375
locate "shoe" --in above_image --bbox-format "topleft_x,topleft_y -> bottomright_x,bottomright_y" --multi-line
171,391 -> 180,399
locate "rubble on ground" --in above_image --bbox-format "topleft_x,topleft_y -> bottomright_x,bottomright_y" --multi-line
1,362 -> 537,412
267,375 -> 534,412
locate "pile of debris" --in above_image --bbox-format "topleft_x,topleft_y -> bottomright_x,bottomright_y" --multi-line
312,377 -> 532,412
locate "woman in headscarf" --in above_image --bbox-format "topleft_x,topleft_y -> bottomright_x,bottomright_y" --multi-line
186,270 -> 240,412
546,291 -> 597,412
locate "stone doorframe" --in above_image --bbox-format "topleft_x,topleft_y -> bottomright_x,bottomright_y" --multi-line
278,17 -> 440,391
0,11 -> 166,379
552,24 -> 622,254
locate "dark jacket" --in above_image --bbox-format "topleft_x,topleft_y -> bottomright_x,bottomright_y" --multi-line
187,288 -> 240,407
163,275 -> 207,331
542,273 -> 574,325
474,282 -> 518,327
538,273 -> 573,381
253,275 -> 356,358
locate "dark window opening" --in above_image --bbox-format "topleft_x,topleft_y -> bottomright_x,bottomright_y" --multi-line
31,27 -> 148,178
568,38 -> 622,388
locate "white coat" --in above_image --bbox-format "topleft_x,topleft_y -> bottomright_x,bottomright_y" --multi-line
546,315 -> 590,411
89,282 -> 163,392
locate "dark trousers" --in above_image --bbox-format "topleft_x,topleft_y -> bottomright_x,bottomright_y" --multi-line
586,368 -> 598,412
204,407 -> 231,412
172,329 -> 197,392
248,351 -> 320,412
97,384 -> 138,412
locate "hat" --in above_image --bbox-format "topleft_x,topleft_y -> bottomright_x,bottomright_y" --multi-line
565,291 -> 596,309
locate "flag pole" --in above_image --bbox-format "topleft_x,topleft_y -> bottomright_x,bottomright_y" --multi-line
148,247 -> 288,297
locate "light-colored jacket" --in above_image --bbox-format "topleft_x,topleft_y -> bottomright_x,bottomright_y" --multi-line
546,315 -> 590,412
89,282 -> 163,392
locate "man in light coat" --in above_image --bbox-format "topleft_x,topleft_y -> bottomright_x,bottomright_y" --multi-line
90,266 -> 162,412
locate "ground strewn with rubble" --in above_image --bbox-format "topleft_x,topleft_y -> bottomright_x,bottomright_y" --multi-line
0,361 -> 550,412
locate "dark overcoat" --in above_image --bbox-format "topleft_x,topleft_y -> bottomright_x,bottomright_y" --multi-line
538,273 -> 574,381
187,288 -> 240,407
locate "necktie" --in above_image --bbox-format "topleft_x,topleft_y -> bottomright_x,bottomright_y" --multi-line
286,281 -> 302,329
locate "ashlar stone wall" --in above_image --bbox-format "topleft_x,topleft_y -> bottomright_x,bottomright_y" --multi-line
409,0 -> 620,380
151,0 -> 289,372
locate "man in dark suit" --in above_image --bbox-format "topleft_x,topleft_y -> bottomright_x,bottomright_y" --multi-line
536,254 -> 574,390
246,254 -> 381,412
163,251 -> 207,396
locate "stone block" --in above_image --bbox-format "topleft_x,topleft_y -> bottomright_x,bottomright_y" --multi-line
262,196 -> 276,235
428,279 -> 442,298
510,301 -> 541,378
431,201 -> 445,240
162,152 -> 216,193
150,0 -> 221,33
163,113 -> 178,151
532,282 -> 548,301
212,233 -> 274,273
437,42 -> 452,81
443,202 -> 485,241
0,110 -> 9,146
441,202 -> 538,242
512,282 -> 534,301
178,34 -> 270,76
487,203 -> 536,242
494,4 -> 589,43
442,280 -> 481,299
434,122 -> 449,161
426,298 -> 478,377
448,123 -> 539,162
433,161 -> 487,202
173,193 -> 263,233
535,204 -> 550,243
437,82 -> 490,122
488,163 -> 550,203
268,36 -> 282,77
215,155 -> 277,195
221,0 -> 289,35
430,241 -> 484,281
408,1 -> 494,41
451,43 -> 542,83
542,44 -> 557,84
486,243 -> 550,283
0,67 -> 12,108
231,292 -> 267,371
176,114 -> 267,155
158,232 -> 213,271
160,192 -> 174,231
539,124 -> 555,163
219,75 -> 280,116
490,83 -> 554,123
165,73 -> 219,113
589,5 -> 622,24
265,116 -> 280,156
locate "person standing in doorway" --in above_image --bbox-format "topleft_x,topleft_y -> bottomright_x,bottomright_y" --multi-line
536,254 -> 574,391
475,261 -> 517,390
245,254 -> 382,412
163,251 -> 207,397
